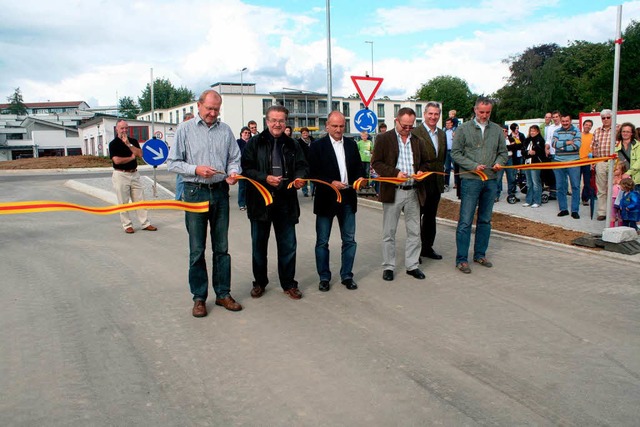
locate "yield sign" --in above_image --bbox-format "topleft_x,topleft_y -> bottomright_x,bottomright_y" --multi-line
351,76 -> 383,108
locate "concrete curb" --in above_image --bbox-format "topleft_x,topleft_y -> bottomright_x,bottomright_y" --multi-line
356,196 -> 636,264
64,179 -> 118,204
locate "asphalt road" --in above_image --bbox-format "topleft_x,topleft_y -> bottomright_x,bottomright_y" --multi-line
0,173 -> 639,426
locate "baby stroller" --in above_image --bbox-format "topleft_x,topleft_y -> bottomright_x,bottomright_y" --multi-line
507,169 -> 528,204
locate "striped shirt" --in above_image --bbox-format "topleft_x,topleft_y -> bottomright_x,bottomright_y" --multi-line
167,116 -> 241,184
395,130 -> 414,185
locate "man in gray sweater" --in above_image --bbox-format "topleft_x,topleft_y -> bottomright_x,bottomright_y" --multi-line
450,97 -> 508,274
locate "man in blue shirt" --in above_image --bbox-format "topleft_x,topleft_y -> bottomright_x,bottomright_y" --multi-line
552,114 -> 582,219
168,90 -> 242,318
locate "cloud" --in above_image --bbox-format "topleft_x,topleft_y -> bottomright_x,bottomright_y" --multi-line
2,0 -> 639,108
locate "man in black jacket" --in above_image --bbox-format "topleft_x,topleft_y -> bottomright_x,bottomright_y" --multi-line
308,111 -> 363,292
241,105 -> 308,300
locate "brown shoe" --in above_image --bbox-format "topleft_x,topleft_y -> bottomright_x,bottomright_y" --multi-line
250,285 -> 265,298
597,215 -> 606,221
125,227 -> 135,234
215,295 -> 243,311
283,287 -> 302,300
143,225 -> 158,231
192,300 -> 207,317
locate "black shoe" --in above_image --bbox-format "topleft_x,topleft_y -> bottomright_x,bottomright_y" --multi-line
571,212 -> 580,219
319,280 -> 330,292
382,270 -> 394,281
341,279 -> 358,290
421,250 -> 443,260
557,210 -> 569,217
406,269 -> 426,280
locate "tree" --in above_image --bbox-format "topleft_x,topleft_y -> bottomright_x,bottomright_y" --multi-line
138,78 -> 195,113
618,20 -> 640,110
118,96 -> 140,119
414,75 -> 476,119
5,87 -> 27,115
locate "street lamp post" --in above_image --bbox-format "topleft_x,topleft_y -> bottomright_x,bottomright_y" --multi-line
365,40 -> 374,76
240,67 -> 248,126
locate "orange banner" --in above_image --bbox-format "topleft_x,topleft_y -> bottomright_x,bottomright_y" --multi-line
0,200 -> 209,215
287,178 -> 342,203
236,175 -> 273,206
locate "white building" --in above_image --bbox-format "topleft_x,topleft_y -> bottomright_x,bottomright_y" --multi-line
78,117 -> 178,157
137,82 -> 434,138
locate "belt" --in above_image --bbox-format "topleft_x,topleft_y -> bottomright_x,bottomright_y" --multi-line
397,184 -> 417,190
185,181 -> 224,189
116,169 -> 137,173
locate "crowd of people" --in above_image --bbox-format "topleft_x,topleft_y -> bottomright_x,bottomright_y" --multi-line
110,89 -> 638,318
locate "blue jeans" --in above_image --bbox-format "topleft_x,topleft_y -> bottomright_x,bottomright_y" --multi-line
315,203 -> 356,282
175,174 -> 184,201
456,179 -> 498,265
237,179 -> 247,208
553,166 -> 581,213
444,149 -> 453,186
580,164 -> 593,202
496,158 -> 516,198
524,169 -> 542,205
250,204 -> 298,290
183,182 -> 231,301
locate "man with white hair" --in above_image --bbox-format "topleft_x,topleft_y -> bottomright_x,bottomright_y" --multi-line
591,109 -> 614,221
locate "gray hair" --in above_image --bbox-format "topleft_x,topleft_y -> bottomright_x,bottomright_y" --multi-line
425,101 -> 441,112
600,109 -> 612,117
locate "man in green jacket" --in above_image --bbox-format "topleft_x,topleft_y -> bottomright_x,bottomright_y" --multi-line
450,97 -> 508,274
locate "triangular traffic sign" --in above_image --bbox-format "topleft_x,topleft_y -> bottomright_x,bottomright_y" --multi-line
351,76 -> 384,108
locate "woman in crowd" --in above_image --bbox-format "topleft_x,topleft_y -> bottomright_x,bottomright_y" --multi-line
522,125 -> 546,208
616,122 -> 637,170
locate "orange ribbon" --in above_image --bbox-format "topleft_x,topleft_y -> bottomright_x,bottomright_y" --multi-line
0,200 -> 209,215
287,178 -> 342,203
236,175 -> 273,206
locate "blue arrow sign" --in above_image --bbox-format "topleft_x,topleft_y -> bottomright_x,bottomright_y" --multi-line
354,109 -> 378,133
142,138 -> 169,166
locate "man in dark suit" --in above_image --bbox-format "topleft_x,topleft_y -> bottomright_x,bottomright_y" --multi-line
411,102 -> 447,262
371,107 -> 429,282
308,111 -> 363,292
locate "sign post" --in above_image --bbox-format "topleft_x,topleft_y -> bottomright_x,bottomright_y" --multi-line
351,75 -> 384,134
142,137 -> 169,198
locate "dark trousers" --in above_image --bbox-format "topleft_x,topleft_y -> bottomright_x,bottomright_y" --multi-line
250,202 -> 298,290
420,188 -> 441,254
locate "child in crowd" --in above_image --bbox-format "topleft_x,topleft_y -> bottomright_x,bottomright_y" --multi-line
616,177 -> 640,230
611,162 -> 627,227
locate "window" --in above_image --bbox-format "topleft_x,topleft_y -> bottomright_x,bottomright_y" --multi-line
416,119 -> 423,128
394,104 -> 401,116
319,118 -> 327,129
342,102 -> 350,117
306,100 -> 315,114
416,104 -> 422,117
262,99 -> 273,114
319,100 -> 327,115
307,118 -> 316,127
298,100 -> 307,114
170,112 -> 173,123
377,104 -> 385,118
345,119 -> 351,134
332,101 -> 339,111
360,103 -> 365,110
284,100 -> 294,112
176,110 -> 179,123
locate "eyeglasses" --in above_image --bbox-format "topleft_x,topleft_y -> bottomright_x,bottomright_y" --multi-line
602,117 -> 612,119
268,119 -> 286,125
397,124 -> 414,130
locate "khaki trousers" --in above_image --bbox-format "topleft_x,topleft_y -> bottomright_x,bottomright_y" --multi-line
112,170 -> 150,229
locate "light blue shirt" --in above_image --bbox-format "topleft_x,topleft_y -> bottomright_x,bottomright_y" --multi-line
168,115 -> 241,184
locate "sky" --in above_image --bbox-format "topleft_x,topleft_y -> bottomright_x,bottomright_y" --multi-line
1,0 -> 639,108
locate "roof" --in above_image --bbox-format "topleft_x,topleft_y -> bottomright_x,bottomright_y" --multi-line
0,101 -> 89,109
